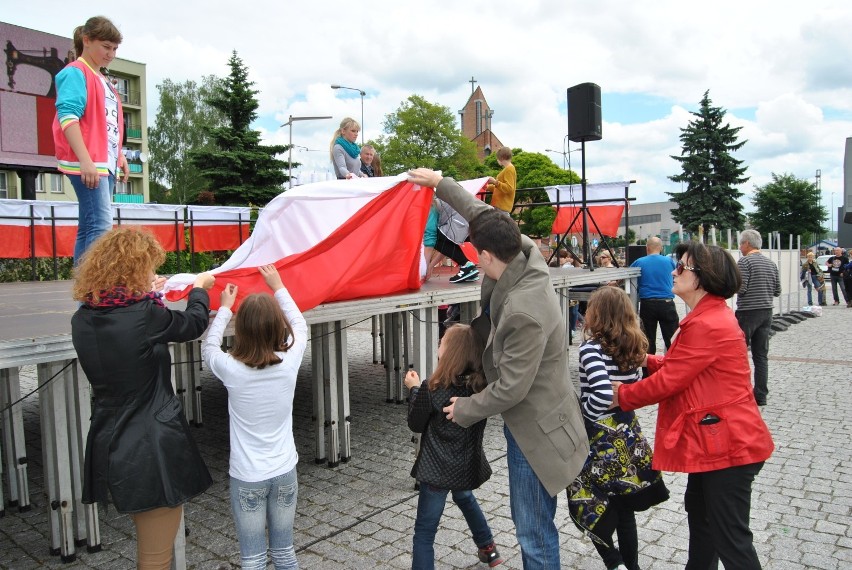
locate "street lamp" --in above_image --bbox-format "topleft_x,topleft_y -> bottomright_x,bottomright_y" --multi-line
330,84 -> 366,144
280,115 -> 332,189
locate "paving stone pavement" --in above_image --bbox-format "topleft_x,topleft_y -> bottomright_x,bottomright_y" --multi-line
1,302 -> 851,569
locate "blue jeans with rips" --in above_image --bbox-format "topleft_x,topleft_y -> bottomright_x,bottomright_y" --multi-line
68,173 -> 114,265
412,483 -> 494,570
505,424 -> 560,569
230,468 -> 299,570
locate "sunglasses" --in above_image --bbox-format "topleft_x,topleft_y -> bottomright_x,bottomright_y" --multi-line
675,260 -> 699,275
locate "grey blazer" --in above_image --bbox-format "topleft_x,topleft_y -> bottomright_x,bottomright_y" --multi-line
435,177 -> 589,497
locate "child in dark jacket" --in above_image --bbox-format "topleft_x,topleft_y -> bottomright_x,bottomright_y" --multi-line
405,324 -> 502,569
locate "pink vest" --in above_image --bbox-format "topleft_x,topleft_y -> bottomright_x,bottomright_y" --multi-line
53,59 -> 124,176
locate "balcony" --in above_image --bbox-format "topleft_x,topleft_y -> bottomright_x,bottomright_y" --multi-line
113,193 -> 143,204
129,163 -> 143,174
126,124 -> 142,139
117,89 -> 142,106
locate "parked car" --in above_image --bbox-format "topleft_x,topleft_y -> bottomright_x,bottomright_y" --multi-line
816,254 -> 832,274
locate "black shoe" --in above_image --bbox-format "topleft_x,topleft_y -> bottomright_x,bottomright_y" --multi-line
477,542 -> 503,567
756,399 -> 767,406
450,261 -> 480,283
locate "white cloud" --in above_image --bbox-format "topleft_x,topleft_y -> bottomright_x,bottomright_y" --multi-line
6,0 -> 850,214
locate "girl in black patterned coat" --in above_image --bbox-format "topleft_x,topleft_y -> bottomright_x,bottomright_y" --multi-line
405,324 -> 502,569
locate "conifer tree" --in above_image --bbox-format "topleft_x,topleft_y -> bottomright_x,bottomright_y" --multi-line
190,51 -> 289,205
667,90 -> 748,232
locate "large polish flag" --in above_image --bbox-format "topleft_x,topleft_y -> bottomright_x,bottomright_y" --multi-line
164,175 -> 488,312
547,182 -> 632,237
0,199 -> 78,258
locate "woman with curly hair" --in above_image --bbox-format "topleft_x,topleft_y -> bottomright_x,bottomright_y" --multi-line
72,227 -> 215,569
569,286 -> 668,570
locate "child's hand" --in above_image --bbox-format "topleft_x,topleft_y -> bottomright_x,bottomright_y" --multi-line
487,176 -> 497,185
258,264 -> 284,292
404,370 -> 420,389
610,381 -> 622,408
150,275 -> 167,293
220,284 -> 238,309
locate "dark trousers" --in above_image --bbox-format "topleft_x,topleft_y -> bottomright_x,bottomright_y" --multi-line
434,231 -> 469,267
638,299 -> 679,355
684,462 -> 764,570
593,499 -> 639,570
829,274 -> 849,303
735,308 -> 773,402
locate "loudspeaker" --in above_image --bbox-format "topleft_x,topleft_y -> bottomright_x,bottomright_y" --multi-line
567,83 -> 602,142
627,245 -> 646,265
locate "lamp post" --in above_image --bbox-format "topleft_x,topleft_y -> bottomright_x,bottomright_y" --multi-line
330,84 -> 366,144
280,115 -> 332,189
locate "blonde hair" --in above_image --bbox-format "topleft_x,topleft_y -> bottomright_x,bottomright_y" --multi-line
429,325 -> 485,393
73,16 -> 122,58
496,146 -> 512,161
73,227 -> 163,303
582,287 -> 648,371
372,152 -> 383,176
328,117 -> 360,161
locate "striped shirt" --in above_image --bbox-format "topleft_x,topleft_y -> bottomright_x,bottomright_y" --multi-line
737,252 -> 780,311
578,340 -> 642,420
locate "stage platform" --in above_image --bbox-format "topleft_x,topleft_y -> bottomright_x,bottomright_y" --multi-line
0,265 -> 638,566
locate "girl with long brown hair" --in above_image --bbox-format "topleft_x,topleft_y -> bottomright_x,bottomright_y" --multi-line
569,286 -> 668,570
404,324 -> 502,568
201,265 -> 307,570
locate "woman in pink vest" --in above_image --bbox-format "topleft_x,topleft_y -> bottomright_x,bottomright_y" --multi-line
53,16 -> 129,264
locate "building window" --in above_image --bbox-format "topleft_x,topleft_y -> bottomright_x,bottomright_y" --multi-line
114,77 -> 130,103
115,179 -> 133,195
0,172 -> 7,199
48,173 -> 63,193
35,174 -> 46,193
475,101 -> 482,135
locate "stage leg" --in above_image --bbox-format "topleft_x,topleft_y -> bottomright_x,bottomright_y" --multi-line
311,324 -> 326,465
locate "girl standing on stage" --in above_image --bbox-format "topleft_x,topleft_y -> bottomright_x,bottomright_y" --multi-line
404,324 -> 502,569
53,16 -> 129,264
569,286 -> 668,570
201,265 -> 307,570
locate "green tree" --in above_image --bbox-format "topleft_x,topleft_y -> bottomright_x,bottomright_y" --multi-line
749,172 -> 826,241
148,76 -> 225,204
484,150 -> 578,237
668,90 -> 749,232
190,51 -> 289,205
373,95 -> 484,179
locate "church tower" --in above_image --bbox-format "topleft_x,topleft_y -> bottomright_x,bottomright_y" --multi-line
458,78 -> 503,160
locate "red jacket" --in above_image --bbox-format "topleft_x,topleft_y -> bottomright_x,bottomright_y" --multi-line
619,294 -> 774,473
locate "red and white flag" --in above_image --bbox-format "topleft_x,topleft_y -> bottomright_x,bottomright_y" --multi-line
164,175 -> 487,312
0,199 -> 78,258
187,205 -> 251,252
547,182 -> 631,237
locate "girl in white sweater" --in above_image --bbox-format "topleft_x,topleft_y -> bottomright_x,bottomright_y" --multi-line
202,265 -> 307,570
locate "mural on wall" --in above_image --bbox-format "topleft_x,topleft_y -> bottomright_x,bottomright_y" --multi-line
0,22 -> 74,169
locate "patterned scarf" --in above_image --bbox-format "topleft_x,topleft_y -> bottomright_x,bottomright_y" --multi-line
85,286 -> 165,309
335,136 -> 360,158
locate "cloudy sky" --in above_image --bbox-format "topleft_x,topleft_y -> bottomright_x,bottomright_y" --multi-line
8,1 -> 851,221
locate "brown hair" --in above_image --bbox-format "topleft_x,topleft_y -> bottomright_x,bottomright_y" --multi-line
372,152 -> 383,176
73,16 -> 122,58
496,146 -> 512,161
583,287 -> 648,371
674,242 -> 742,299
230,293 -> 295,369
428,324 -> 485,393
72,227 -> 163,303
469,209 -> 521,263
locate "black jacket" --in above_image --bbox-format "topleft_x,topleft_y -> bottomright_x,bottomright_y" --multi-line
71,288 -> 213,513
407,378 -> 491,491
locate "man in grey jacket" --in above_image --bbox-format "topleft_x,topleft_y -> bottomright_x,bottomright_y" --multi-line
408,168 -> 588,569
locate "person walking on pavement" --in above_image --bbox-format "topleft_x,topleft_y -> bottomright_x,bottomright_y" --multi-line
407,167 -> 588,570
826,247 -> 850,306
736,230 -> 780,407
629,237 -> 679,356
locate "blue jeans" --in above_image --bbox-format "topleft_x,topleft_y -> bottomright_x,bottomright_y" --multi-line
68,173 -> 114,265
230,468 -> 299,570
804,274 -> 825,305
412,483 -> 493,570
505,424 -> 560,569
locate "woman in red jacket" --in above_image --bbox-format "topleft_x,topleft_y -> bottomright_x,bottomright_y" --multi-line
613,242 -> 773,569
